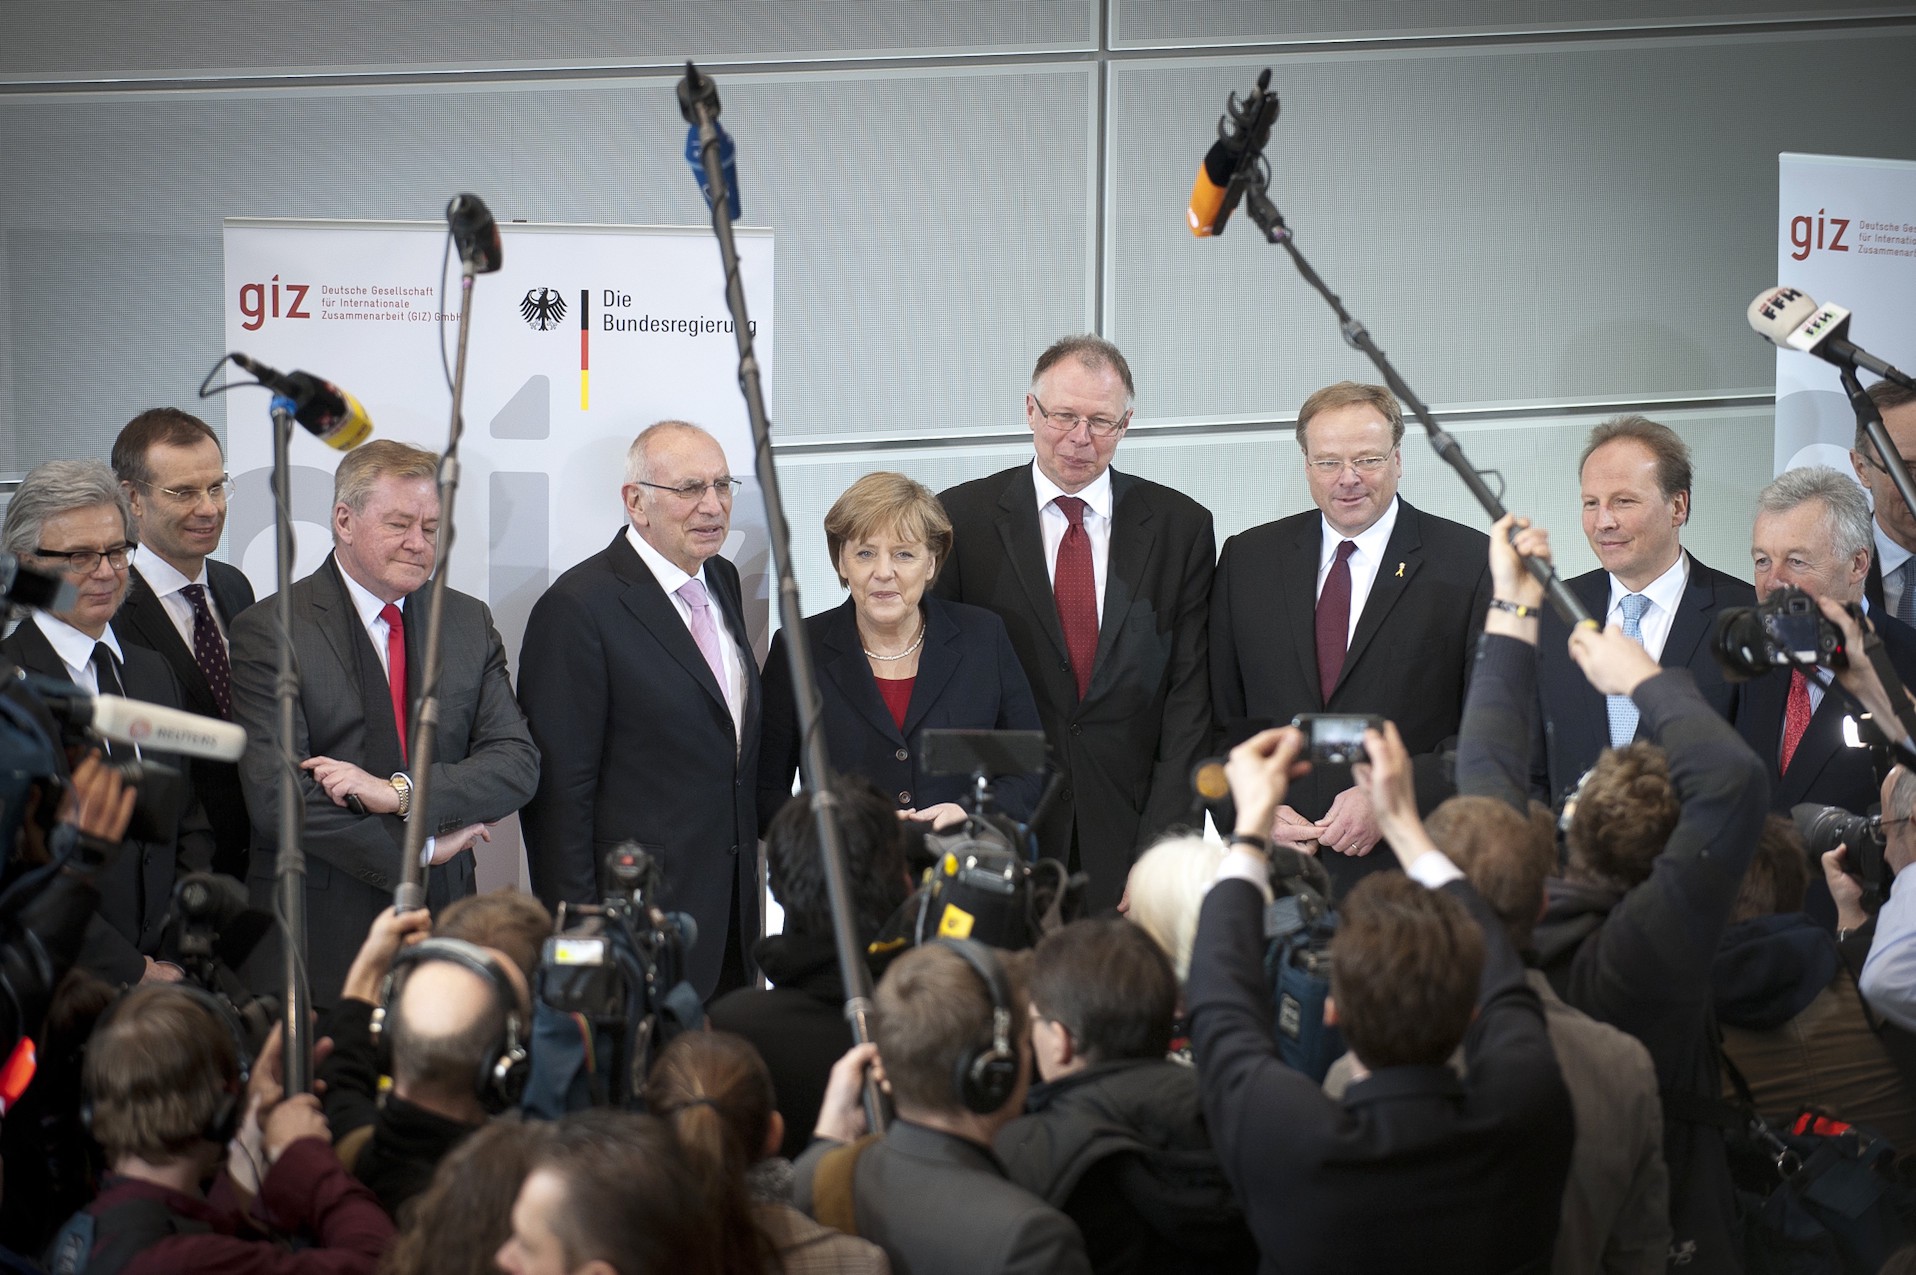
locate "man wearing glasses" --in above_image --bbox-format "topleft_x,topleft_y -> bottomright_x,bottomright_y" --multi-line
518,420 -> 762,999
110,408 -> 256,878
1854,379 -> 1916,621
1211,381 -> 1491,897
1,458 -> 217,985
935,335 -> 1216,910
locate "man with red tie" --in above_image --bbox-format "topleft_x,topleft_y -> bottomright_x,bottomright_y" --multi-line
1210,381 -> 1491,898
1737,465 -> 1916,930
228,441 -> 539,1005
935,336 -> 1216,910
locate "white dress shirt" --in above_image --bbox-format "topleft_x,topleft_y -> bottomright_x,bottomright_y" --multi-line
1861,861 -> 1916,1032
336,564 -> 407,678
134,553 -> 230,653
31,611 -> 127,695
626,524 -> 747,745
1315,497 -> 1401,647
1604,552 -> 1690,663
1033,460 -> 1112,621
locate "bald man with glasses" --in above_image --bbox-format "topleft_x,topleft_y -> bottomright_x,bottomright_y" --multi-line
1210,380 -> 1491,898
934,334 -> 1216,910
111,407 -> 256,878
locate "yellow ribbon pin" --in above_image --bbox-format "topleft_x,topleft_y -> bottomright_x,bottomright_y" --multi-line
1395,562 -> 1405,578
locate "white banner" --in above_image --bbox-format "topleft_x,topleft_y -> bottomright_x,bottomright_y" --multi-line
220,218 -> 775,667
1774,154 -> 1916,474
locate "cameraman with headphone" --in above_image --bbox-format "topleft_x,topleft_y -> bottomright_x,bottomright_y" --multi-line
48,989 -> 392,1275
317,907 -> 533,1218
795,941 -> 1091,1275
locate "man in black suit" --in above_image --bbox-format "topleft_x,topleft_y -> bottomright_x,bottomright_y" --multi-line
1189,720 -> 1573,1273
1532,416 -> 1754,804
1737,465 -> 1916,927
109,407 -> 256,879
1853,380 -> 1916,621
1,459 -> 216,986
1211,381 -> 1491,896
518,420 -> 761,1000
934,335 -> 1215,909
229,441 -> 539,1005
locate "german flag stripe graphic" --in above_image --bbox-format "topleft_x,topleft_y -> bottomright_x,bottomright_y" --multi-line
579,288 -> 590,410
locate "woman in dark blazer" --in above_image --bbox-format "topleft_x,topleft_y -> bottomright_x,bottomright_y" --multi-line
757,472 -> 1044,835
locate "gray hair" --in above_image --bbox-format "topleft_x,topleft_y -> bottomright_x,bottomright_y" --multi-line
623,420 -> 712,487
1754,465 -> 1874,564
2,459 -> 138,557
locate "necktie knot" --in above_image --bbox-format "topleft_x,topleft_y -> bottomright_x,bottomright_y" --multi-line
1333,539 -> 1356,565
182,582 -> 208,612
90,642 -> 123,695
380,602 -> 404,631
1620,593 -> 1649,625
1054,495 -> 1088,529
677,578 -> 712,610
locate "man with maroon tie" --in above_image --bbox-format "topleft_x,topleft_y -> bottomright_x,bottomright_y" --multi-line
1210,381 -> 1491,897
935,336 -> 1216,909
228,440 -> 538,1005
110,407 -> 257,879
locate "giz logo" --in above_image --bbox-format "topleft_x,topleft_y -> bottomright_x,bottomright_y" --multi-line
238,274 -> 313,331
1789,209 -> 1850,262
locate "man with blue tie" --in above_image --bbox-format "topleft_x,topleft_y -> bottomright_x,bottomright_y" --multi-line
1854,380 -> 1916,624
1531,417 -> 1754,805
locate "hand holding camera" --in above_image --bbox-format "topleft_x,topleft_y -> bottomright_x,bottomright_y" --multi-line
1225,727 -> 1312,845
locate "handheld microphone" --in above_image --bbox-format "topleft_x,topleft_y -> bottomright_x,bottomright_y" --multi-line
228,354 -> 375,451
1747,287 -> 1916,392
0,551 -> 77,614
1187,68 -> 1278,238
684,122 -> 742,219
20,674 -> 247,762
446,193 -> 503,276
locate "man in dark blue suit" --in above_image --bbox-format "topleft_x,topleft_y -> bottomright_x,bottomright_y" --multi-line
519,421 -> 762,1000
1736,465 -> 1916,928
1531,416 -> 1753,805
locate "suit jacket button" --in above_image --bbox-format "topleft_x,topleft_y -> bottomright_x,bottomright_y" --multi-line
1070,724 -> 1083,736
898,791 -> 911,804
730,843 -> 739,856
894,748 -> 909,762
1060,787 -> 1074,803
1059,660 -> 1070,673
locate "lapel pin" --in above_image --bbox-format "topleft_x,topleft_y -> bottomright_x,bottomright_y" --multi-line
1395,562 -> 1405,578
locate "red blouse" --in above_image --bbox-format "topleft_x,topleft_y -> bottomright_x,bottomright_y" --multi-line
875,675 -> 914,732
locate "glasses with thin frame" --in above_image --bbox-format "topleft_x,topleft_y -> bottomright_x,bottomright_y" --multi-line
34,543 -> 136,575
139,477 -> 234,507
637,477 -> 745,502
1306,451 -> 1397,477
1030,395 -> 1131,439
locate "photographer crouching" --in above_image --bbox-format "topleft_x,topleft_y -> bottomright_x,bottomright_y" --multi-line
1187,710 -> 1573,1271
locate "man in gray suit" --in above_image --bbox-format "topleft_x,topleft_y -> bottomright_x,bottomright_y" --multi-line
795,941 -> 1091,1275
229,441 -> 539,1005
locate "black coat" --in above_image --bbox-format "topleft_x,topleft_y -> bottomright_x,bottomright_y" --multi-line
1210,498 -> 1492,896
1530,556 -> 1754,804
518,530 -> 761,1000
933,465 -> 1215,909
1461,633 -> 1769,1275
756,595 -> 1043,835
996,1059 -> 1257,1275
0,620 -> 217,986
1187,869 -> 1573,1274
112,559 -> 255,878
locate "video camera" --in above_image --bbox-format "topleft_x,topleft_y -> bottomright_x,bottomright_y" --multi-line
526,843 -> 703,1112
22,675 -> 189,846
1712,586 -> 1851,679
166,872 -> 280,1051
894,729 -> 1085,951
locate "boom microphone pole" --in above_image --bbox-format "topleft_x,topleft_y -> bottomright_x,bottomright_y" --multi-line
397,193 -> 504,914
1189,70 -> 1592,630
677,61 -> 887,1135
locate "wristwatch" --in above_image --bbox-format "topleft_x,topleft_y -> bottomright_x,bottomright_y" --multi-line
388,772 -> 414,820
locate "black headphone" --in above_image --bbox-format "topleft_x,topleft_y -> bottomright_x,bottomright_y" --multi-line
369,937 -> 530,1113
81,983 -> 253,1147
935,938 -> 1020,1115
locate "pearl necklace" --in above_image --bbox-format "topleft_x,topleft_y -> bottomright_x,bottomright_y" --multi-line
863,617 -> 926,662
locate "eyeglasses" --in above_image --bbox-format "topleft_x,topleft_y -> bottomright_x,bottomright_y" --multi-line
1306,452 -> 1396,476
1863,450 -> 1915,478
34,543 -> 135,574
139,477 -> 233,507
636,477 -> 744,502
1030,395 -> 1130,439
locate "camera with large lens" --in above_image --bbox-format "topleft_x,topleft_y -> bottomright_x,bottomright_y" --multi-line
1791,802 -> 1890,903
18,674 -> 186,845
1712,586 -> 1850,679
532,843 -> 701,1110
167,871 -> 279,1050
890,729 -> 1084,951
